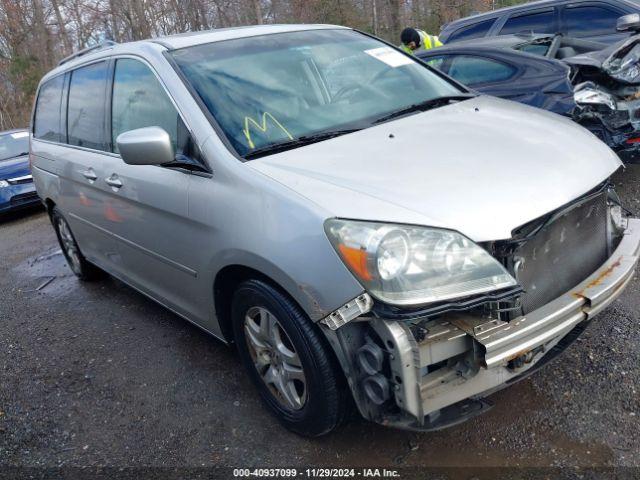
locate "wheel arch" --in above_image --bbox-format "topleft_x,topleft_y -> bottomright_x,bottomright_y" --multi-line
213,261 -> 322,344
43,197 -> 56,216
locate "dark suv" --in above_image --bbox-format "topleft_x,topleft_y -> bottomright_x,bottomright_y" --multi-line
440,0 -> 640,45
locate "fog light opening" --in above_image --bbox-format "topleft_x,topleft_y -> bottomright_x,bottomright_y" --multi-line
362,374 -> 390,405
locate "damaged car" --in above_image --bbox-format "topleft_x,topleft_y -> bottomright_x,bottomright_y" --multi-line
419,16 -> 640,162
31,25 -> 640,436
567,14 -> 640,161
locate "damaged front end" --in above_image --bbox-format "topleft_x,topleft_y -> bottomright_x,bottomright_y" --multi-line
569,35 -> 640,162
320,185 -> 640,431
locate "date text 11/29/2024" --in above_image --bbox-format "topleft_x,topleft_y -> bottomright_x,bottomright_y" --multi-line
232,469 -> 401,478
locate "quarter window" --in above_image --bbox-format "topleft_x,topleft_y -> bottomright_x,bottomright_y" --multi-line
67,62 -> 108,151
500,10 -> 556,35
565,6 -> 622,37
34,75 -> 65,142
111,59 -> 183,155
447,55 -> 516,85
448,19 -> 496,42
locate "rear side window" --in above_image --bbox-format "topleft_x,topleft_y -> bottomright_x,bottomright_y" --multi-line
448,55 -> 517,85
447,19 -> 495,43
565,6 -> 622,37
34,75 -> 64,142
67,62 -> 108,151
500,10 -> 556,35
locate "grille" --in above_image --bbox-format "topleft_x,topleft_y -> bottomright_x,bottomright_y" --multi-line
10,191 -> 39,206
512,193 -> 609,314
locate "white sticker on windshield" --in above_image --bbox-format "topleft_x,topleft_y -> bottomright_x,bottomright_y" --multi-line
10,132 -> 28,139
364,47 -> 413,68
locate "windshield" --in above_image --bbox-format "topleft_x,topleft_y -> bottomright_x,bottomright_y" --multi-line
0,131 -> 29,162
171,29 -> 464,158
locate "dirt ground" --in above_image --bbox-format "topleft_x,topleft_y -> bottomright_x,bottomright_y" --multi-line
1,166 -> 639,477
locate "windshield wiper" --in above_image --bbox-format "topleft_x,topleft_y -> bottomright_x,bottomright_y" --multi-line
244,128 -> 361,159
372,94 -> 476,125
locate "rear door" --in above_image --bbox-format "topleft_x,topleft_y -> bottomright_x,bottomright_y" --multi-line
60,60 -> 126,274
560,2 -> 630,44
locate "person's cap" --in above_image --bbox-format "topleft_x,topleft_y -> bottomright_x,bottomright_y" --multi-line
401,28 -> 420,46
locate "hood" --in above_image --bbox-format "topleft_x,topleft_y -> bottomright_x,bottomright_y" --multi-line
566,34 -> 640,84
0,155 -> 30,180
249,96 -> 621,242
564,45 -> 614,70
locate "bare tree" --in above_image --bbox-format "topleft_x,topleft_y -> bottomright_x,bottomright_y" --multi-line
0,0 -> 515,130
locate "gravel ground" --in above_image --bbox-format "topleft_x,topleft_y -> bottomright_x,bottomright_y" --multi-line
1,166 -> 639,476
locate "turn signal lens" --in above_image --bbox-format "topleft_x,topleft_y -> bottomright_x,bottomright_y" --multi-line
338,244 -> 372,281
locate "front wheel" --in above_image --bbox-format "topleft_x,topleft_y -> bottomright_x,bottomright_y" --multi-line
231,279 -> 349,436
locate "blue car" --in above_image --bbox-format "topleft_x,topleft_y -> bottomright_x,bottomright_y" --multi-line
0,129 -> 40,214
440,0 -> 640,45
417,30 -> 640,162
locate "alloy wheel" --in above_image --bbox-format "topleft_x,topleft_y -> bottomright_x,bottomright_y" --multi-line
57,216 -> 82,275
244,306 -> 307,410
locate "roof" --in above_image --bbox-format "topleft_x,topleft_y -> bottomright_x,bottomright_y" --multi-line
42,23 -> 349,81
445,0 -> 557,25
444,0 -> 639,28
155,24 -> 348,50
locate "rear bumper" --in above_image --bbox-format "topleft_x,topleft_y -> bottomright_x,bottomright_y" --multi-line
366,218 -> 640,428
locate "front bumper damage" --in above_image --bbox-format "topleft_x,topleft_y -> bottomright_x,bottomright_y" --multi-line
573,88 -> 640,163
322,219 -> 640,430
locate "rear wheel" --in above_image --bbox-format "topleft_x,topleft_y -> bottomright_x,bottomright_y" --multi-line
231,279 -> 349,436
51,207 -> 104,281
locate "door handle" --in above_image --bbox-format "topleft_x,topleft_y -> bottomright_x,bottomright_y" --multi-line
105,174 -> 123,190
82,168 -> 97,182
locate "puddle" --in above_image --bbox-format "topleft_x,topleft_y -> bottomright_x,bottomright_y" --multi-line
13,247 -> 78,297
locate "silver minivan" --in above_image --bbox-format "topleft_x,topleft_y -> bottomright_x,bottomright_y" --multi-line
31,24 -> 640,436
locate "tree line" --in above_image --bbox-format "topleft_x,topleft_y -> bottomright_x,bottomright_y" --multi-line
0,0 -> 526,130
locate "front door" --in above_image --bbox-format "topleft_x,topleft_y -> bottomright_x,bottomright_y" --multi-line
99,57 -> 206,320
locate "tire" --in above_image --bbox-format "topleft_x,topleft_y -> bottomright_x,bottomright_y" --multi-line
231,279 -> 349,436
51,206 -> 104,281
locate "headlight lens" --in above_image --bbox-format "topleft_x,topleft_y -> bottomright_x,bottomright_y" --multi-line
0,180 -> 9,188
325,219 -> 518,306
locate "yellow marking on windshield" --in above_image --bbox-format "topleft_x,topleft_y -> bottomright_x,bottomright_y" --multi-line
243,112 -> 294,149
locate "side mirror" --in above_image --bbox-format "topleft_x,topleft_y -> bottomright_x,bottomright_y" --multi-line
617,13 -> 640,32
116,127 -> 174,166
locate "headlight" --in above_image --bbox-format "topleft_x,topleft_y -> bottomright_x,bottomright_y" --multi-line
0,180 -> 9,188
325,219 -> 518,306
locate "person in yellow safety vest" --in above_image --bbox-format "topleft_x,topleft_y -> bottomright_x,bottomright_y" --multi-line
399,28 -> 443,54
